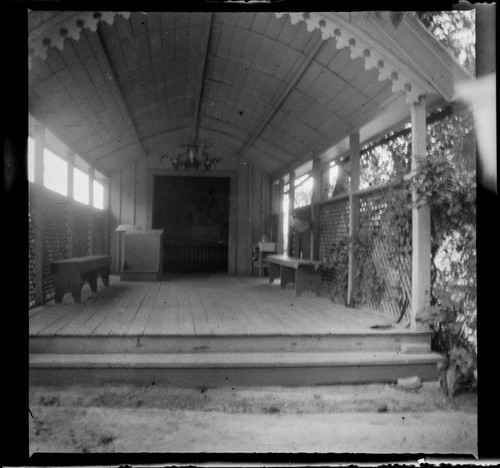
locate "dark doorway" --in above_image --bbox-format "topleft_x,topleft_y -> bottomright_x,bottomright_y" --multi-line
153,176 -> 230,273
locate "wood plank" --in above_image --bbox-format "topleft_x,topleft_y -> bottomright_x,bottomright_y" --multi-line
29,275 -> 410,339
126,282 -> 161,335
41,285 -> 119,336
195,277 -> 245,335
75,283 -> 138,336
29,305 -> 75,336
141,281 -> 171,335
189,280 -> 218,335
53,286 -> 120,335
170,280 -> 197,335
107,284 -> 150,335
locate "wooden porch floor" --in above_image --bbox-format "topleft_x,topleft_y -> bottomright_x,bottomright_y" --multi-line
29,275 -> 408,337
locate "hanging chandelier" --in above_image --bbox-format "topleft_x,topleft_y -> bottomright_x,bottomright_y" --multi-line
161,142 -> 221,171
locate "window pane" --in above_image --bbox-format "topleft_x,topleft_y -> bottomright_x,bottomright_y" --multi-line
93,180 -> 104,209
43,149 -> 67,196
27,136 -> 35,183
73,167 -> 89,204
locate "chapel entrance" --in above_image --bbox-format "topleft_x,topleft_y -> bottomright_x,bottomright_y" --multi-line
153,176 -> 230,273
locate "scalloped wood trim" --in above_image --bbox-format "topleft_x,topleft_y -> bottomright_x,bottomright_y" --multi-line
275,12 -> 428,105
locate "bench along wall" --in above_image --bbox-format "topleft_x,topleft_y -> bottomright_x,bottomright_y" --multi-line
29,183 -> 110,308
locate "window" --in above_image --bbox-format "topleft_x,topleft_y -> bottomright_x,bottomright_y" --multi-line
43,148 -> 67,196
93,180 -> 104,209
294,174 -> 312,207
73,167 -> 89,204
27,136 -> 35,183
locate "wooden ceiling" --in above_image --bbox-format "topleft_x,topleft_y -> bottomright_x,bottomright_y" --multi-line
28,12 -> 446,176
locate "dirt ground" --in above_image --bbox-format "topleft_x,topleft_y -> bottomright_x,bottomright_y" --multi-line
29,381 -> 477,455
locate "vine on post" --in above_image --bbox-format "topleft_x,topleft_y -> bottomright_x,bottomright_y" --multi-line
323,106 -> 476,397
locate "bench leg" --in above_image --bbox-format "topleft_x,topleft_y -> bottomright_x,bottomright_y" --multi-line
54,281 -> 66,304
87,272 -> 98,293
100,267 -> 110,287
269,262 -> 280,284
69,284 -> 83,303
295,268 -> 322,297
280,266 -> 295,290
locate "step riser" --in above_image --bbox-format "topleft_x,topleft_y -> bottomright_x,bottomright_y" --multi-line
29,363 -> 439,387
29,333 -> 431,355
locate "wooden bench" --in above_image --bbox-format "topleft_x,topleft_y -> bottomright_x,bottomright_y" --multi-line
267,254 -> 323,297
51,255 -> 111,303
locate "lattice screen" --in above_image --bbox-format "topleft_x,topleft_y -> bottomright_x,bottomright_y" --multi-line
28,185 -> 110,308
28,202 -> 36,308
72,206 -> 91,257
319,197 -> 350,303
92,211 -> 108,255
357,188 -> 412,324
41,197 -> 70,302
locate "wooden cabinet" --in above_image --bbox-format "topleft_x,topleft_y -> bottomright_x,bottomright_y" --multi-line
120,230 -> 164,281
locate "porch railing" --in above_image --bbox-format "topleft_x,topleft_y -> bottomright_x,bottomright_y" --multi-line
318,194 -> 350,301
28,183 -> 110,308
163,245 -> 227,272
296,183 -> 412,324
356,185 -> 412,324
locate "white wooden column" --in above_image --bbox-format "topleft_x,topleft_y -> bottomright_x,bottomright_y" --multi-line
287,171 -> 295,256
33,124 -> 45,305
277,178 -> 284,254
347,132 -> 360,306
411,96 -> 431,331
311,151 -> 321,260
88,166 -> 95,255
66,151 -> 75,257
33,124 -> 44,186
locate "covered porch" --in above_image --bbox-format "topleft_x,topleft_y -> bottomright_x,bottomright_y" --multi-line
26,10 -> 473,386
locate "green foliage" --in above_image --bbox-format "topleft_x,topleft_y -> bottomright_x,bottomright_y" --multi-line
323,106 -> 476,375
415,11 -> 475,75
409,110 -> 476,397
325,237 -> 350,305
352,182 -> 412,317
360,133 -> 411,188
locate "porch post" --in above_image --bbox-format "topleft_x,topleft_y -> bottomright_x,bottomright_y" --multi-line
411,96 -> 431,331
347,132 -> 360,306
33,124 -> 45,305
277,178 -> 284,254
88,166 -> 95,255
33,124 -> 44,186
66,151 -> 75,258
287,171 -> 295,256
311,151 -> 321,260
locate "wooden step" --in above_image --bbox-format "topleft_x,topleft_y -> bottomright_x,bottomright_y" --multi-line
29,332 -> 432,355
29,351 -> 444,386
401,342 -> 431,354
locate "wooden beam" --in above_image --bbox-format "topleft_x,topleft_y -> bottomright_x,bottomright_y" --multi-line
192,12 -> 214,145
236,36 -> 325,160
410,96 -> 430,331
287,171 -> 295,256
347,132 -> 360,306
311,151 -> 321,260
